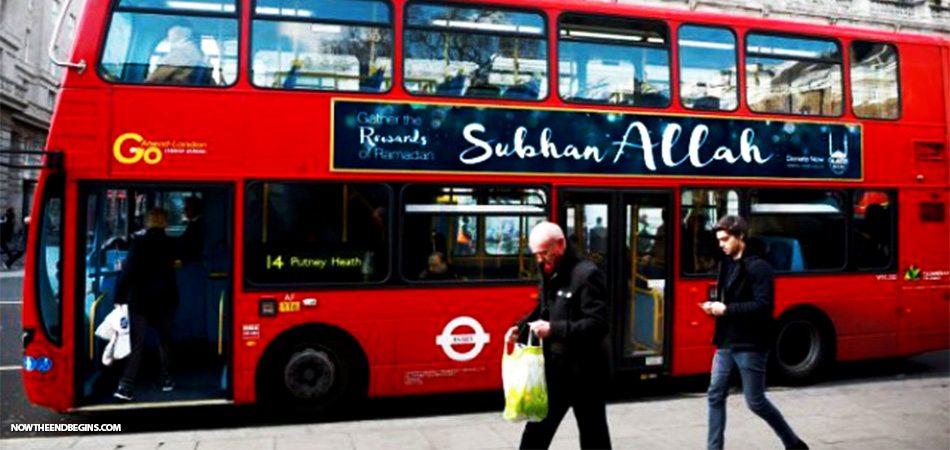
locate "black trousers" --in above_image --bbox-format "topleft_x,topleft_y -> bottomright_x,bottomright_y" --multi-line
519,357 -> 612,450
120,310 -> 174,389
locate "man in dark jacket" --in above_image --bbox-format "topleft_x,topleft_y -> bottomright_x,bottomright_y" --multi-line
113,208 -> 180,401
701,215 -> 807,450
506,221 -> 611,449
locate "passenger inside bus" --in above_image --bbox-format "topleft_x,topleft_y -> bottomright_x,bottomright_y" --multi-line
418,251 -> 457,280
855,203 -> 891,268
145,23 -> 213,85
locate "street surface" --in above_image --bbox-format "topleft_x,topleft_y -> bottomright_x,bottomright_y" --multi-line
1,270 -> 948,448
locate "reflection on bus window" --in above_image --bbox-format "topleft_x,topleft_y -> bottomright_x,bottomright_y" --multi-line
244,182 -> 391,285
746,33 -> 842,116
251,0 -> 392,92
402,185 -> 546,282
852,190 -> 894,269
851,41 -> 899,120
559,15 -> 670,107
678,25 -> 737,111
749,190 -> 846,272
681,188 -> 739,275
99,3 -> 238,86
403,3 -> 547,100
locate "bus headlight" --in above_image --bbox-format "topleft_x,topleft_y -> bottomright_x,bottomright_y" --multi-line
23,356 -> 36,372
36,357 -> 52,373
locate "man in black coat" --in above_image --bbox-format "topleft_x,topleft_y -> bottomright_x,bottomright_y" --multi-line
506,221 -> 612,449
701,215 -> 807,450
113,208 -> 180,401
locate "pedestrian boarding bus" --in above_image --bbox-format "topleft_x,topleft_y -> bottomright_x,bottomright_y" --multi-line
23,0 -> 949,412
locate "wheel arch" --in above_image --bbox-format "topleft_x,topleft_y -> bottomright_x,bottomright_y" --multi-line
255,322 -> 370,406
773,304 -> 838,383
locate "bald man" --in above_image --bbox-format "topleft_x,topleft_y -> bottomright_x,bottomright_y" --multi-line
506,221 -> 612,449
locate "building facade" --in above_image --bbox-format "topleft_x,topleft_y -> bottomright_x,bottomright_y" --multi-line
1,0 -> 83,231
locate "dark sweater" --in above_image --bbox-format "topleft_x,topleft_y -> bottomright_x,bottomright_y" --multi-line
713,253 -> 775,350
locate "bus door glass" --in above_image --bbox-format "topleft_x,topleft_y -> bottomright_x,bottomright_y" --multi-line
78,184 -> 232,406
558,190 -> 672,372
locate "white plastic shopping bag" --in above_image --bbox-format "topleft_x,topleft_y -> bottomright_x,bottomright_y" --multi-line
502,329 -> 548,422
96,305 -> 131,366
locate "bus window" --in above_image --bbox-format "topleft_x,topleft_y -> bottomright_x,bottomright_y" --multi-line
678,25 -> 738,111
749,189 -> 846,272
251,0 -> 392,92
746,33 -> 842,116
559,14 -> 670,107
851,41 -> 900,120
401,185 -> 546,282
99,0 -> 238,86
403,3 -> 548,100
852,190 -> 894,270
244,182 -> 391,285
35,175 -> 64,345
681,188 -> 739,275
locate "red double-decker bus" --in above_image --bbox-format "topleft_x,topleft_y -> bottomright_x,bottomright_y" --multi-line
23,0 -> 948,412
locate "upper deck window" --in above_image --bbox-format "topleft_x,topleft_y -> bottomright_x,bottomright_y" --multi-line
851,41 -> 900,120
746,33 -> 842,117
558,14 -> 670,107
251,0 -> 393,92
678,25 -> 737,111
99,0 -> 239,86
403,2 -> 548,100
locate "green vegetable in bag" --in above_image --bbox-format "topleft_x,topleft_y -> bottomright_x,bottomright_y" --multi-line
502,333 -> 548,422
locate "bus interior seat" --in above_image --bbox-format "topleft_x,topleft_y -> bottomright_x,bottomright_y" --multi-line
503,79 -> 540,99
636,92 -> 670,107
360,68 -> 386,92
436,74 -> 467,96
190,66 -> 214,85
466,83 -> 501,98
693,96 -> 721,110
756,235 -> 805,271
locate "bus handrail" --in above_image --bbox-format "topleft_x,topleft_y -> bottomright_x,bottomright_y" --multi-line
48,0 -> 86,74
88,293 -> 105,360
218,291 -> 225,356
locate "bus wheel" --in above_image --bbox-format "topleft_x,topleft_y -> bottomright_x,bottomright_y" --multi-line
260,331 -> 367,413
773,313 -> 833,384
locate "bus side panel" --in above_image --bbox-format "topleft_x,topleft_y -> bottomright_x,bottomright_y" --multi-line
779,276 -> 899,362
898,189 -> 950,356
670,278 -> 716,376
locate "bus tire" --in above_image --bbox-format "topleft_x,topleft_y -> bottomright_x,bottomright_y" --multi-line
772,312 -> 834,384
258,328 -> 367,413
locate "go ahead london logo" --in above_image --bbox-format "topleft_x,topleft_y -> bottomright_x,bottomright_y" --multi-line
112,132 -> 209,165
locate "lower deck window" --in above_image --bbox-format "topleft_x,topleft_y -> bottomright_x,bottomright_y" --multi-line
244,182 -> 391,285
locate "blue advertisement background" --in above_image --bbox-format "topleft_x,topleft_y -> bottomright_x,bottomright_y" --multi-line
332,100 -> 862,180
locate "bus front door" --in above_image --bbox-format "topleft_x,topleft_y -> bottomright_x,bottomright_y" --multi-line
77,184 -> 233,408
558,189 -> 671,373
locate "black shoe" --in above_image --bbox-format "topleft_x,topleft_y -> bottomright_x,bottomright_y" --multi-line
786,439 -> 809,450
113,386 -> 133,401
162,378 -> 175,392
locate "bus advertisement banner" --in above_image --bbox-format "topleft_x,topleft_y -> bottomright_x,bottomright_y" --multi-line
331,99 -> 862,181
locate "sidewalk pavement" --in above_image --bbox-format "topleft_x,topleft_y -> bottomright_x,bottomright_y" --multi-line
3,376 -> 948,449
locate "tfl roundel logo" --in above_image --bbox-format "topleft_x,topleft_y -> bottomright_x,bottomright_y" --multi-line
435,316 -> 491,362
